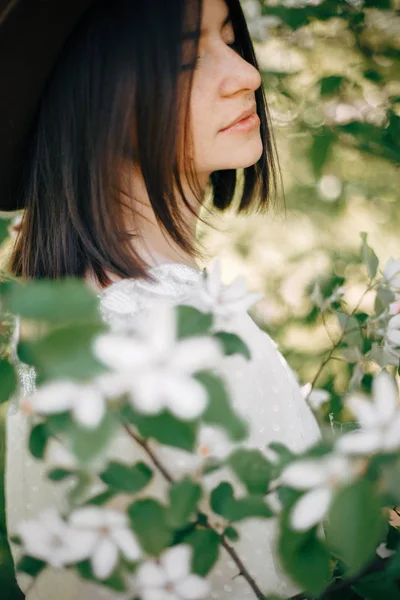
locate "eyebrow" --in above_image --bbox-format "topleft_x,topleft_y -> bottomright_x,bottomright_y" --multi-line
182,12 -> 232,40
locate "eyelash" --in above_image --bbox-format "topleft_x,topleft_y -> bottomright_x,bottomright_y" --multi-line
181,41 -> 242,71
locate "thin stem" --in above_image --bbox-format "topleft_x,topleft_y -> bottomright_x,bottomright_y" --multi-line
122,422 -> 267,600
122,423 -> 173,484
310,280 -> 376,390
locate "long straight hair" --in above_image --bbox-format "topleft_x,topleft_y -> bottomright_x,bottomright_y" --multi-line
9,0 -> 282,288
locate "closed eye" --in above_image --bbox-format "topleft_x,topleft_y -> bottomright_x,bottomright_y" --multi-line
180,41 -> 243,71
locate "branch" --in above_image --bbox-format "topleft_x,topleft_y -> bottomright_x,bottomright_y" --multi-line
122,422 -> 267,600
310,280 -> 376,390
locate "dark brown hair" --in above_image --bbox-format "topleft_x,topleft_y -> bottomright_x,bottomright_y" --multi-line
9,0 -> 282,289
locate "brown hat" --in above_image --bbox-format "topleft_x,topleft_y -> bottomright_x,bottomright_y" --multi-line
0,0 -> 95,211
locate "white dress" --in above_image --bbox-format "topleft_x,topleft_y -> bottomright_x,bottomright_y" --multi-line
5,262 -> 320,600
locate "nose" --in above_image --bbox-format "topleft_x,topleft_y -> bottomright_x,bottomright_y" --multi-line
219,49 -> 262,97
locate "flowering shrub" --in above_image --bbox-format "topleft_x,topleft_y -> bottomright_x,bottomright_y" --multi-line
2,233 -> 400,599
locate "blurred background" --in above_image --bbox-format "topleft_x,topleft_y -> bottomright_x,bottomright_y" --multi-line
0,0 -> 399,597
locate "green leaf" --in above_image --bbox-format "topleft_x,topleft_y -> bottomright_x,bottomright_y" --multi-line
24,322 -> 107,382
70,412 -> 118,465
29,423 -> 51,459
335,312 -> 363,347
194,371 -> 249,441
85,489 -> 118,506
68,471 -> 92,506
210,482 -> 273,522
311,129 -> 335,178
353,571 -> 400,600
213,331 -> 251,360
2,278 -> 100,325
128,499 -> 173,555
75,559 -> 127,591
0,216 -> 11,244
227,449 -> 273,495
0,359 -> 17,404
182,528 -> 220,576
167,477 -> 203,528
325,479 -> 385,575
100,461 -> 153,493
17,555 -> 46,577
267,442 -> 296,478
47,468 -> 74,481
176,305 -> 213,338
360,232 -> 379,279
121,404 -> 198,452
223,526 -> 239,541
319,75 -> 346,97
278,525 -> 331,596
374,286 -> 395,315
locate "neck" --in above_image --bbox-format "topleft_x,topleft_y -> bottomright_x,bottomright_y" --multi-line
120,163 -> 208,270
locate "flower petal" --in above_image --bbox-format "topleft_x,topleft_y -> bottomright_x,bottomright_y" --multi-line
170,338 -> 223,373
383,412 -> 400,451
135,561 -> 167,588
387,329 -> 400,347
346,393 -> 377,429
144,303 -> 177,355
160,544 -> 192,584
336,430 -> 382,455
164,375 -> 208,421
61,529 -> 98,565
72,386 -> 105,429
130,372 -> 167,415
280,459 -> 328,490
142,590 -> 179,600
372,371 -> 399,424
93,334 -> 152,372
91,538 -> 118,580
112,527 -> 142,561
290,487 -> 332,531
69,506 -> 103,529
31,381 -> 77,414
174,574 -> 212,599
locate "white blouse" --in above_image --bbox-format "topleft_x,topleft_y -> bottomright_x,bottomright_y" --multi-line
5,262 -> 320,600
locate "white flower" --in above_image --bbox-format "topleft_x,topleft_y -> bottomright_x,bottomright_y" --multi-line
196,425 -> 234,462
336,371 -> 400,455
17,508 -> 95,568
94,302 -> 223,421
389,294 -> 400,316
68,506 -> 142,580
193,260 -> 263,327
383,258 -> 400,292
156,425 -> 235,476
386,314 -> 400,351
21,379 -> 106,429
279,454 -> 357,531
134,544 -> 211,600
302,385 -> 330,411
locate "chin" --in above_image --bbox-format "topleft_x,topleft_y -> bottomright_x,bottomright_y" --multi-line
215,147 -> 264,171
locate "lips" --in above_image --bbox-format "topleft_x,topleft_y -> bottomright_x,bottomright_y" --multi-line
221,105 -> 257,131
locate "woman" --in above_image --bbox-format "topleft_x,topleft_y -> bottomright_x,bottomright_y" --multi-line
3,0 -> 320,598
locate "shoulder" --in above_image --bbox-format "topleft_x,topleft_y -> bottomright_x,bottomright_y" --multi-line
97,263 -> 204,329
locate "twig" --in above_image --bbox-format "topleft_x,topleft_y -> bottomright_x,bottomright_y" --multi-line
310,281 -> 376,390
321,311 -> 336,346
122,423 -> 174,484
122,423 -> 267,600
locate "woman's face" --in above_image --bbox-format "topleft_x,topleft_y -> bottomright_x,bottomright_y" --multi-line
185,0 -> 263,183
